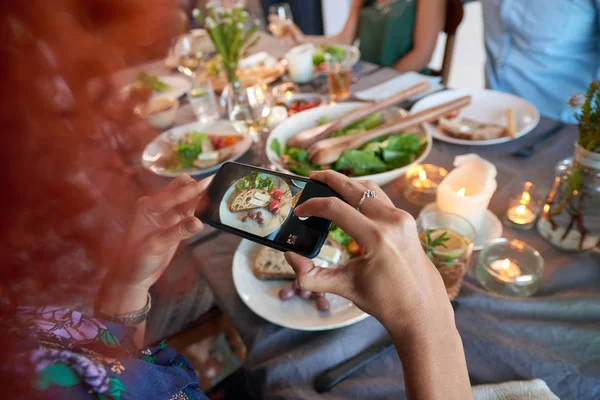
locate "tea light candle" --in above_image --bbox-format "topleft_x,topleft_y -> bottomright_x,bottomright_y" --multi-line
437,154 -> 497,233
503,181 -> 542,230
476,238 -> 543,297
404,164 -> 447,206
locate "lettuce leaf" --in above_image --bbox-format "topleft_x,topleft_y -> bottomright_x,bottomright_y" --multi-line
333,150 -> 387,176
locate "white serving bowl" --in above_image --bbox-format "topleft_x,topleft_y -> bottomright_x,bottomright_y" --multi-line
137,96 -> 179,130
266,102 -> 432,187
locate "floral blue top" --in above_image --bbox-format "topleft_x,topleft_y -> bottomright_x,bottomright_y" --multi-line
14,306 -> 209,400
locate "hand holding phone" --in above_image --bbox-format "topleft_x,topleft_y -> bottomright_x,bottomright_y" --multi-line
196,162 -> 340,257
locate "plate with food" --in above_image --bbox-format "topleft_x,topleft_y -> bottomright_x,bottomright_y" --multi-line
142,120 -> 252,177
266,102 -> 432,187
278,93 -> 326,116
219,172 -> 293,238
124,72 -> 192,99
411,89 -> 540,146
232,226 -> 368,330
198,53 -> 286,93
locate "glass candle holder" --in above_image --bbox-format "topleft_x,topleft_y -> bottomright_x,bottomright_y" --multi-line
271,82 -> 298,102
476,238 -> 544,297
404,164 -> 448,206
503,181 -> 544,230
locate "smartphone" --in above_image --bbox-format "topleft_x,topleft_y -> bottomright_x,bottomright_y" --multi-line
196,162 -> 340,258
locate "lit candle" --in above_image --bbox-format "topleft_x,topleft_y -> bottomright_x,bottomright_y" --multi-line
490,258 -> 522,283
437,154 -> 497,233
404,164 -> 447,206
506,204 -> 536,225
413,170 -> 433,189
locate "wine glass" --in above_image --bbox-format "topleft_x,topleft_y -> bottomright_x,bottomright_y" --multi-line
268,3 -> 293,38
173,32 -> 215,78
227,83 -> 272,144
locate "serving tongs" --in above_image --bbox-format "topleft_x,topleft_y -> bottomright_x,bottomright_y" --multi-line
286,82 -> 431,149
307,95 -> 472,165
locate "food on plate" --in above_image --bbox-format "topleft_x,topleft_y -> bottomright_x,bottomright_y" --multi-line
132,72 -> 171,93
313,45 -> 346,67
202,53 -> 284,92
437,116 -> 506,141
230,189 -> 271,213
228,172 -> 291,219
146,98 -> 177,115
271,112 -> 426,177
284,98 -> 321,115
165,131 -> 243,170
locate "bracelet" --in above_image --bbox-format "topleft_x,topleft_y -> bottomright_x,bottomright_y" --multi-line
96,293 -> 152,326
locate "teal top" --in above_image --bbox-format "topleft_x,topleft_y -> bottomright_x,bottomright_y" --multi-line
358,0 -> 417,67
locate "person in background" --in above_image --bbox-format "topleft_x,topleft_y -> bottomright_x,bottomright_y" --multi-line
269,0 -> 446,73
481,0 -> 600,123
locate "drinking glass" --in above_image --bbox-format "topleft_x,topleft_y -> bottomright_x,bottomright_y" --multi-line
187,79 -> 220,124
416,211 -> 476,300
269,3 -> 293,38
227,83 -> 272,143
173,32 -> 215,78
325,57 -> 352,101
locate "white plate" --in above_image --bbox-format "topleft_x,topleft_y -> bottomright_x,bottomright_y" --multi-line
142,120 -> 252,177
123,75 -> 192,99
232,240 -> 369,331
266,102 -> 432,187
411,89 -> 540,146
219,175 -> 293,238
355,72 -> 443,102
420,203 -> 503,251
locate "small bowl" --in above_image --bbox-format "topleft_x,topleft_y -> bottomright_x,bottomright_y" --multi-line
280,93 -> 327,115
136,96 -> 179,130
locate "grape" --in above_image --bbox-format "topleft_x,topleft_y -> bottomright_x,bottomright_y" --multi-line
299,290 -> 313,300
316,298 -> 330,311
278,288 -> 295,301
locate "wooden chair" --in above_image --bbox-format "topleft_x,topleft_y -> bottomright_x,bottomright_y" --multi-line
431,0 -> 465,85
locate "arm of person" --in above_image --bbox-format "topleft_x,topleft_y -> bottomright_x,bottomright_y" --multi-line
392,0 -> 446,73
277,0 -> 365,45
95,174 -> 211,348
286,170 -> 472,400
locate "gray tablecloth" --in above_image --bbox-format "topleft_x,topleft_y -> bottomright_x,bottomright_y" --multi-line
129,33 -> 600,399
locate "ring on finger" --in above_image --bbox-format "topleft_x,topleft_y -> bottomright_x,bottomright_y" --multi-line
356,189 -> 377,213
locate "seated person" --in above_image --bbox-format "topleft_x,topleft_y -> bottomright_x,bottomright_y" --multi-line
481,0 -> 600,123
270,0 -> 446,73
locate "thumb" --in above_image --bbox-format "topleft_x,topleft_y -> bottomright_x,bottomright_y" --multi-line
284,252 -> 350,295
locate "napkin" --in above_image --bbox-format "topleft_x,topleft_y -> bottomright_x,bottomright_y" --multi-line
354,71 -> 443,102
473,379 -> 559,400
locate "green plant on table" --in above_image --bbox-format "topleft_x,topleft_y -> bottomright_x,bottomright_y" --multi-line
193,4 -> 260,87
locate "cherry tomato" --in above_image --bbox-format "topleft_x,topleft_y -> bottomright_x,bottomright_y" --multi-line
212,137 -> 225,149
223,136 -> 238,146
269,199 -> 280,212
273,190 -> 283,200
347,240 -> 362,257
446,110 -> 460,119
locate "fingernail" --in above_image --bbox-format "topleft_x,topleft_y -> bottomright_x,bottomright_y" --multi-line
308,171 -> 318,178
187,218 -> 203,232
183,178 -> 196,186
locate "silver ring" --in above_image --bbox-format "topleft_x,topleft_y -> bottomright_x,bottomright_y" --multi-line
356,189 -> 377,212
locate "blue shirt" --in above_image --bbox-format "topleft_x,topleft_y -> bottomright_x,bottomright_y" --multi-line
482,0 -> 600,123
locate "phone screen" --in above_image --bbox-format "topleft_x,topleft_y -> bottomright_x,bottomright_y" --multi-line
197,162 -> 340,257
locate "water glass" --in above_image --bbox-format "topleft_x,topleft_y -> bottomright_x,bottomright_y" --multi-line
227,83 -> 272,142
325,58 -> 352,101
187,80 -> 220,124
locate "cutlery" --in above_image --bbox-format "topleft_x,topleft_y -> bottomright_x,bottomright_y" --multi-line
308,95 -> 472,165
286,82 -> 431,149
314,340 -> 395,393
512,122 -> 565,158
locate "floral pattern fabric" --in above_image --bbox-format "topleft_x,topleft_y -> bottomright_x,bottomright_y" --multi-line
13,306 -> 208,400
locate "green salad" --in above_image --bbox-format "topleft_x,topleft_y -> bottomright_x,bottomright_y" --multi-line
313,45 -> 346,66
134,72 -> 171,92
235,171 -> 274,192
271,113 -> 426,177
172,131 -> 207,168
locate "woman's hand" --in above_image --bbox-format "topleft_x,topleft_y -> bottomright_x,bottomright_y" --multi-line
267,14 -> 304,44
286,171 -> 472,400
115,174 -> 211,290
285,170 -> 452,335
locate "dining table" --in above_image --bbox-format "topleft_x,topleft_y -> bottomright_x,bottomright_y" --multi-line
130,32 -> 600,399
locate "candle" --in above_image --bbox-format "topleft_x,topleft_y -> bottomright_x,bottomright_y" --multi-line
489,258 -> 522,283
506,204 -> 535,225
436,154 -> 497,233
404,164 -> 447,206
285,44 -> 314,84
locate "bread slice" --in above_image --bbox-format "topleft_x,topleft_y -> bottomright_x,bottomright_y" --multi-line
252,238 -> 351,281
229,188 -> 270,213
439,117 -> 506,141
253,247 -> 296,280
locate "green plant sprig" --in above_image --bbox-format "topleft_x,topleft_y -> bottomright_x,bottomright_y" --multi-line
570,80 -> 600,152
425,229 -> 450,249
